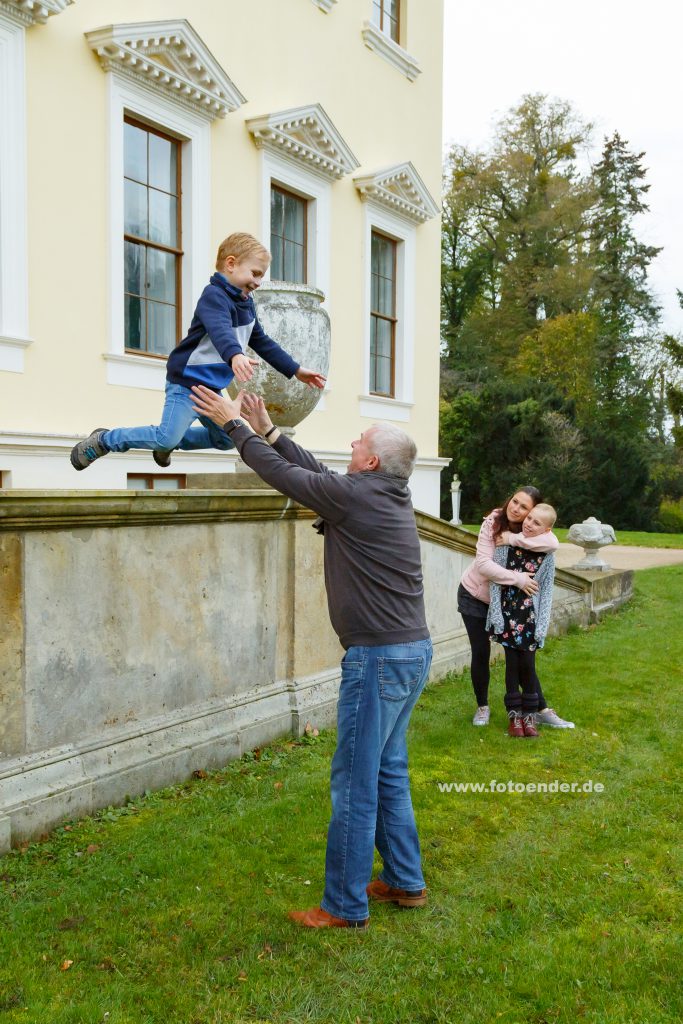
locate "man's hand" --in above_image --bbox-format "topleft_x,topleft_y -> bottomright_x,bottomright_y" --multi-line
191,385 -> 245,427
240,393 -> 274,436
230,353 -> 260,383
518,572 -> 539,596
295,367 -> 326,389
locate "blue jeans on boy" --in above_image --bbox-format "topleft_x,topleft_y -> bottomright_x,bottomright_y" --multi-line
320,638 -> 432,923
103,382 -> 235,454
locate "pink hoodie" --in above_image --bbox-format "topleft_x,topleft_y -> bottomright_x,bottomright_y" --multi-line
459,511 -> 559,604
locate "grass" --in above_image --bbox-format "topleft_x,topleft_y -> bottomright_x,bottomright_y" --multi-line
458,525 -> 683,548
1,566 -> 682,1023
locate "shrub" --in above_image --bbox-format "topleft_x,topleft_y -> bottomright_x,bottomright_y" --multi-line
657,499 -> 683,533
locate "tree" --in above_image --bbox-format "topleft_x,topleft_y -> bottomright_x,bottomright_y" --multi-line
441,95 -> 595,381
590,133 -> 662,424
516,312 -> 599,420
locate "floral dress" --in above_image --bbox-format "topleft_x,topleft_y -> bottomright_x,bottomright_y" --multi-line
490,547 -> 547,652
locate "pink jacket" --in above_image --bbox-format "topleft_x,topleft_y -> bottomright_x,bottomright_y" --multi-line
460,511 -> 559,604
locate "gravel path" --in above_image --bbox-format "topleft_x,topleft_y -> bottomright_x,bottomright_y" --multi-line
555,544 -> 683,571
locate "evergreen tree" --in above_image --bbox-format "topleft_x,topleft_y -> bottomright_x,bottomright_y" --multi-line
590,133 -> 662,424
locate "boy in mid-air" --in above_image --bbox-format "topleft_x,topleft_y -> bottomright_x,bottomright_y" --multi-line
70,232 -> 326,470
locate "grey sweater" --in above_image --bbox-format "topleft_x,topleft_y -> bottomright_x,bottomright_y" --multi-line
232,425 -> 429,650
486,545 -> 555,648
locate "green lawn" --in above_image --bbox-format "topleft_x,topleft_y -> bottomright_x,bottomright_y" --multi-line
1,567 -> 682,1023
459,525 -> 683,548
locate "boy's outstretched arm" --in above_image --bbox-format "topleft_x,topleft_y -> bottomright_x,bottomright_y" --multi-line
295,367 -> 326,389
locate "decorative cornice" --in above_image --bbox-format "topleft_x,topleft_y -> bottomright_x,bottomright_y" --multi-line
311,0 -> 337,10
246,103 -> 359,181
85,20 -> 246,121
0,0 -> 71,28
354,162 -> 439,224
361,20 -> 421,82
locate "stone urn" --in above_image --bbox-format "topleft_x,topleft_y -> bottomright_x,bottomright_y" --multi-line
567,516 -> 617,571
229,281 -> 330,432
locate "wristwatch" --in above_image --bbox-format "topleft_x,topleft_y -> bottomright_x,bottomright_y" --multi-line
223,418 -> 243,435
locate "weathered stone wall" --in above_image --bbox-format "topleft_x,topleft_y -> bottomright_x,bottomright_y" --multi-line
0,490 -> 630,851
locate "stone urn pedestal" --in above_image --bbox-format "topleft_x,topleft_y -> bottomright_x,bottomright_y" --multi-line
567,516 -> 617,571
228,281 -> 330,436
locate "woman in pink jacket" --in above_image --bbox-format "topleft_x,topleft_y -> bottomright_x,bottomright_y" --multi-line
458,486 -> 574,729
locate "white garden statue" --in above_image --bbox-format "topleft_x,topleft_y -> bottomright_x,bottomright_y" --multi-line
567,516 -> 617,571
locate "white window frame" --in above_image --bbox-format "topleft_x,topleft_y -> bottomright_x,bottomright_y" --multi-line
104,74 -> 211,391
360,203 -> 415,421
260,150 -> 331,307
0,14 -> 30,373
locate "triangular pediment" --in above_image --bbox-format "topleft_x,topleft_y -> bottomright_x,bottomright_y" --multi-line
85,20 -> 246,121
354,162 -> 439,223
246,104 -> 359,181
1,0 -> 72,28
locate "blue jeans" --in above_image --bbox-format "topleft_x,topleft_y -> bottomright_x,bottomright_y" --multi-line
103,382 -> 235,453
321,638 -> 432,923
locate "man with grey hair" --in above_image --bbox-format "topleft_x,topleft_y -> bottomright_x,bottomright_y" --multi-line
190,385 -> 432,931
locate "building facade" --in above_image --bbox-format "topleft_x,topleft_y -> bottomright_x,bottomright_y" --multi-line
0,0 -> 446,511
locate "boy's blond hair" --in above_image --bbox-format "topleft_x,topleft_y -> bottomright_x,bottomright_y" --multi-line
535,503 -> 557,528
215,232 -> 271,269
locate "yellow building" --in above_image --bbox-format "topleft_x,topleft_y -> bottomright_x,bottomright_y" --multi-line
0,0 -> 446,511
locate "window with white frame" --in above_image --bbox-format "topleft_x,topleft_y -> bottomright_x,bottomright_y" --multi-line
259,152 -> 331,299
124,117 -> 183,357
372,0 -> 400,44
270,185 -> 308,284
370,231 -> 397,397
360,205 -> 416,421
102,75 -> 211,391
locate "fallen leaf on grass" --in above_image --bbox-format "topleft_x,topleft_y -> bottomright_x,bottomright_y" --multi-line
96,959 -> 117,972
257,943 -> 274,961
60,960 -> 74,971
86,844 -> 100,855
192,769 -> 208,780
274,782 -> 283,790
237,970 -> 248,982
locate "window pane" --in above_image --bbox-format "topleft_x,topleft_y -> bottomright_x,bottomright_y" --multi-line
371,271 -> 380,311
124,241 -> 145,296
381,275 -> 394,316
149,132 -> 177,194
373,355 -> 392,396
148,300 -> 176,355
371,233 -> 380,275
125,295 -> 145,350
271,238 -> 283,280
379,237 -> 394,278
149,191 -> 177,247
147,248 -> 176,303
284,240 -> 304,284
284,193 -> 305,245
127,477 -> 151,490
271,187 -> 284,234
124,122 -> 147,184
372,1 -> 382,28
375,316 -> 393,358
151,476 -> 182,490
124,179 -> 147,238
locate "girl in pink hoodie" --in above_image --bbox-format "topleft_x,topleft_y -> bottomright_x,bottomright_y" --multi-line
458,486 -> 573,729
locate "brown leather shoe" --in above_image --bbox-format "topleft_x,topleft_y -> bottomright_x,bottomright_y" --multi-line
366,879 -> 427,908
522,713 -> 540,738
287,906 -> 368,929
508,711 -> 525,738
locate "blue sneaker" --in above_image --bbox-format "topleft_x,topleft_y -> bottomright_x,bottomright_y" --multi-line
70,428 -> 109,470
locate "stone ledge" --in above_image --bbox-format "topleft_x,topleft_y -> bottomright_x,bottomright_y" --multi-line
0,489 -> 316,532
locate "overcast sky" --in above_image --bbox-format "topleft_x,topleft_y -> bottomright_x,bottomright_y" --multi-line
442,0 -> 683,333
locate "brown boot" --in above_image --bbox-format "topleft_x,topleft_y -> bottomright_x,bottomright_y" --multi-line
507,711 -> 524,738
366,879 -> 427,907
522,713 -> 540,738
287,906 -> 368,929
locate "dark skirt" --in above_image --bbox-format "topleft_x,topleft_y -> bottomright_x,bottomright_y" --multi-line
457,582 -> 489,620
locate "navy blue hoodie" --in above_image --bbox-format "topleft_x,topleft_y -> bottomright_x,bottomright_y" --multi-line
166,273 -> 300,391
